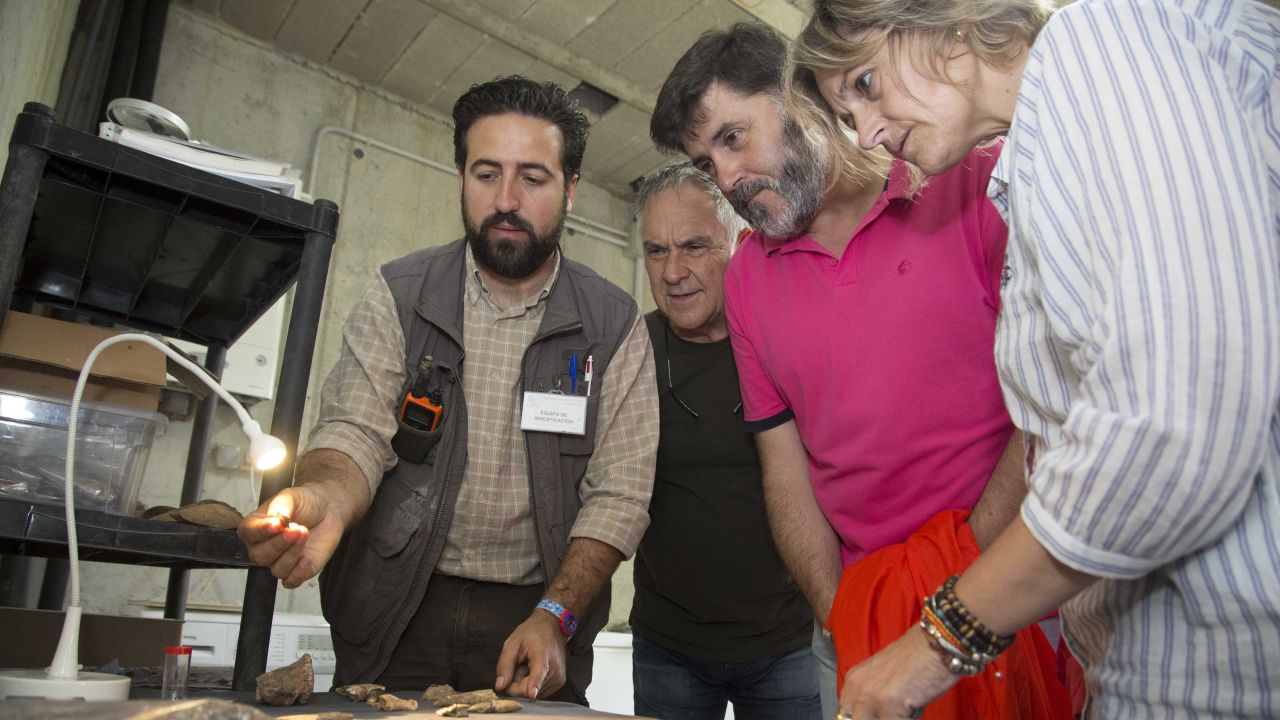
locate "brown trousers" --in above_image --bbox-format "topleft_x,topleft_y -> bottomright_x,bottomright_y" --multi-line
376,573 -> 589,705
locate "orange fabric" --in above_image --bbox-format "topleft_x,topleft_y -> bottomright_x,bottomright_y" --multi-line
829,510 -> 1071,720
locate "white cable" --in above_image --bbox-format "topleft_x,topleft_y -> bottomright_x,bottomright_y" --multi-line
65,333 -> 272,606
19,331 -> 284,688
250,465 -> 261,514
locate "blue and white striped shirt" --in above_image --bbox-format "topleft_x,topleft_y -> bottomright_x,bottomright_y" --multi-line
990,0 -> 1280,716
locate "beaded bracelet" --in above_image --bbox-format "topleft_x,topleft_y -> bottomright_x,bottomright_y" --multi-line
920,603 -> 965,651
919,613 -> 983,676
917,575 -> 1016,676
931,575 -> 1015,658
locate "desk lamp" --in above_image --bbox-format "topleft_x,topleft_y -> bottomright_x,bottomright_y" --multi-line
0,333 -> 286,700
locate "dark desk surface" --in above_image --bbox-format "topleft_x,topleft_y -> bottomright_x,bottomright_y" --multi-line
236,690 -> 641,718
1,692 -> 646,719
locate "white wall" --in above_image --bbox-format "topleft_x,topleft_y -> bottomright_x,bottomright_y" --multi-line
53,5 -> 645,632
0,0 -> 80,170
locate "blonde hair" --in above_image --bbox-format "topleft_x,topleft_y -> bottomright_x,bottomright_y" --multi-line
786,0 -> 1055,188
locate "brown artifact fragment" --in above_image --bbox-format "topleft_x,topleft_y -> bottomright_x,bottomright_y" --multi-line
279,713 -> 355,720
333,683 -> 386,701
175,499 -> 244,529
436,704 -> 470,717
468,699 -> 523,713
430,688 -> 499,707
254,654 -> 314,706
423,684 -> 458,702
367,693 -> 418,711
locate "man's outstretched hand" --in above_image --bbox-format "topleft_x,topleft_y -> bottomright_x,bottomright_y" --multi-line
494,610 -> 567,700
237,485 -> 344,588
237,449 -> 371,588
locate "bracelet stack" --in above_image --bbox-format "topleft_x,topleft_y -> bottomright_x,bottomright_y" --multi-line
918,575 -> 1015,676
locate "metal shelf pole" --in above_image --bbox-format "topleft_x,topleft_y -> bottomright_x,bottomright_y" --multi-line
164,343 -> 228,620
0,104 -> 54,328
232,200 -> 337,690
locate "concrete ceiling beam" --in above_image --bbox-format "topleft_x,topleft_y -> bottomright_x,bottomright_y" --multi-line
728,0 -> 805,38
419,0 -> 658,115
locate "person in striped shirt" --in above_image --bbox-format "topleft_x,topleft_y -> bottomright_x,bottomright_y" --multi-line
789,0 -> 1280,717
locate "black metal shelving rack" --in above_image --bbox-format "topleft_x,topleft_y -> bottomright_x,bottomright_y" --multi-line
0,102 -> 339,690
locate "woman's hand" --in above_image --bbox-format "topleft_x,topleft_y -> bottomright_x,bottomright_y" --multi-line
835,625 -> 959,720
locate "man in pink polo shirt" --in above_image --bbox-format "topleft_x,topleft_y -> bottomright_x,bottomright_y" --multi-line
652,23 -> 1028,716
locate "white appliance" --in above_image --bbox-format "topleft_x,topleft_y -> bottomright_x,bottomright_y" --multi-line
587,632 -> 734,719
168,297 -> 286,401
586,631 -> 633,714
140,609 -> 334,692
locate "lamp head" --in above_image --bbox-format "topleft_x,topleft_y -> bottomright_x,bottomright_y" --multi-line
243,420 -> 287,470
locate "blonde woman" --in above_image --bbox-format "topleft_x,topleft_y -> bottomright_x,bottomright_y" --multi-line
790,0 -> 1280,718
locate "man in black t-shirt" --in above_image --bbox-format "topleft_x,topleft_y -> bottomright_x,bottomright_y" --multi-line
630,163 -> 819,720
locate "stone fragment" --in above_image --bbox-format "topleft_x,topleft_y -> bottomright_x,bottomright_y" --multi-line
279,714 -> 354,720
430,689 -> 498,707
254,654 -> 313,706
422,684 -> 457,702
333,683 -> 385,702
175,499 -> 244,529
468,699 -> 523,713
367,693 -> 417,712
436,704 -> 470,717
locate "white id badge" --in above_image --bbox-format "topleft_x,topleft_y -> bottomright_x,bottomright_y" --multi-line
520,392 -> 588,435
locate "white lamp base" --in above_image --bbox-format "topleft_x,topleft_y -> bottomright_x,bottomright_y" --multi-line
0,668 -> 131,701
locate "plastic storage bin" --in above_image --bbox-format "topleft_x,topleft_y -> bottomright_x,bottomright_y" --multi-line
0,390 -> 167,515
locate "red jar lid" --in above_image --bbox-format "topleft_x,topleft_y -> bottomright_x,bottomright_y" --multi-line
165,646 -> 193,655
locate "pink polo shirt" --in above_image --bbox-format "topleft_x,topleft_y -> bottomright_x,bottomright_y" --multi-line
725,148 -> 1012,565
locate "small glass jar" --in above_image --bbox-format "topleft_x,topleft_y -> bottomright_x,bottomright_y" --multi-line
161,645 -> 192,701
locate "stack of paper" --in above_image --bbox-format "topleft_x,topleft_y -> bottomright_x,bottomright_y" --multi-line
98,122 -> 302,198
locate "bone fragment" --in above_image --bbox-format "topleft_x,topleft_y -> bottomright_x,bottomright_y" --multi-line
366,693 -> 417,712
333,684 -> 385,702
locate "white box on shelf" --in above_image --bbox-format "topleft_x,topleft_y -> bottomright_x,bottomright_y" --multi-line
168,297 -> 285,401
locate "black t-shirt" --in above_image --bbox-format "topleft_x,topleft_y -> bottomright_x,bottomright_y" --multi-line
630,311 -> 812,662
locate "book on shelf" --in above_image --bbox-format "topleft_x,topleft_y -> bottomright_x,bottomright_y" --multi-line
98,122 -> 301,198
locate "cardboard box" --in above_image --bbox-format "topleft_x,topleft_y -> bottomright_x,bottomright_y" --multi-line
0,312 -> 169,412
0,607 -> 182,668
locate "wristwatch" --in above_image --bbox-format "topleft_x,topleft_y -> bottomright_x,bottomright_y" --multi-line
536,598 -> 579,638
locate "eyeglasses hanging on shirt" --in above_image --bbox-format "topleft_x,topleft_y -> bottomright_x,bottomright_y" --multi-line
662,318 -> 744,419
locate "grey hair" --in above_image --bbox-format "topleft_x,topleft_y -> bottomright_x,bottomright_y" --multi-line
633,162 -> 749,248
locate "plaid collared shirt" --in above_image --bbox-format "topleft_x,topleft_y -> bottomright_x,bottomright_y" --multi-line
308,245 -> 657,584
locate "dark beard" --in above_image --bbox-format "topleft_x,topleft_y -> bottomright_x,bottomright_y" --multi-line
728,117 -> 825,240
464,204 -> 565,279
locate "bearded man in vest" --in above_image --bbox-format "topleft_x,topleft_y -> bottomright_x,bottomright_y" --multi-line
238,75 -> 659,705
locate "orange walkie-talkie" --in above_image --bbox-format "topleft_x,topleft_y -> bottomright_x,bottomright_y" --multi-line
400,354 -> 443,432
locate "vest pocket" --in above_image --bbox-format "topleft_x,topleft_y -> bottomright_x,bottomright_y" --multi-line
554,395 -> 598,456
325,478 -> 425,646
366,479 -> 425,558
390,417 -> 444,464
